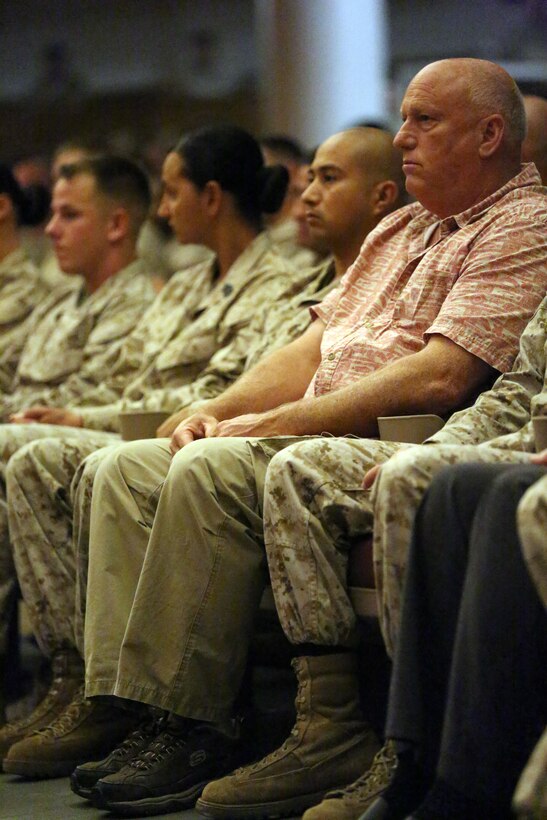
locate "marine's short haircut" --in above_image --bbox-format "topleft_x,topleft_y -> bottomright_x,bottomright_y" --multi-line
58,155 -> 152,235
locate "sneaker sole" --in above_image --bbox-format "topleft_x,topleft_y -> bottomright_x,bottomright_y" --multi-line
196,790 -> 326,819
102,781 -> 208,817
70,768 -> 114,800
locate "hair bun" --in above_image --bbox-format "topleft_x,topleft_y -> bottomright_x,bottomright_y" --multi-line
256,164 -> 289,214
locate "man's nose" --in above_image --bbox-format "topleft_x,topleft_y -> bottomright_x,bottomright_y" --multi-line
302,180 -> 319,205
45,214 -> 58,236
393,122 -> 415,149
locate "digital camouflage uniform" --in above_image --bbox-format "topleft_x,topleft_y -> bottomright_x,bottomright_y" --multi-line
0,259 -> 155,418
184,257 -> 337,410
73,169 -> 547,721
266,217 -> 322,272
5,233 -> 314,657
0,248 -> 49,391
0,258 -> 156,653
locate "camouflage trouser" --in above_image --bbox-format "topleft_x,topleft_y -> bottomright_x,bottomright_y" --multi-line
370,443 -> 535,656
264,436 -> 408,646
4,428 -> 120,656
517,471 -> 547,608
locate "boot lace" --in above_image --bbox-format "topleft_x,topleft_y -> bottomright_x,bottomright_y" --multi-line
0,672 -> 81,735
233,684 -> 308,775
109,716 -> 166,762
126,728 -> 188,771
324,741 -> 397,801
33,686 -> 89,739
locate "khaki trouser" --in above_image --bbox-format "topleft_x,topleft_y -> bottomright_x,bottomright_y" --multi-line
82,434 -> 408,722
83,436 -> 292,723
370,443 -> 535,655
6,431 -> 119,656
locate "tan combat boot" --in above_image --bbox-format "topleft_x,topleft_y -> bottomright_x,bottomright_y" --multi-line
3,685 -> 140,779
302,742 -> 398,819
0,647 -> 84,761
197,653 -> 380,819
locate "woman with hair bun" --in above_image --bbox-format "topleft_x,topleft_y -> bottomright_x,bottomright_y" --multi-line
0,165 -> 50,388
162,124 -> 289,268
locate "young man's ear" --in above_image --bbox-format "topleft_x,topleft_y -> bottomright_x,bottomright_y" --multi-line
371,180 -> 400,217
107,207 -> 131,243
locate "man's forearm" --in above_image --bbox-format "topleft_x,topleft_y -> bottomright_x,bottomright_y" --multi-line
234,336 -> 496,439
195,322 -> 324,422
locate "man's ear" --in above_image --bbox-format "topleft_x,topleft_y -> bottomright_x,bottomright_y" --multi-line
202,180 -> 223,218
371,180 -> 400,217
478,114 -> 505,158
107,207 -> 130,243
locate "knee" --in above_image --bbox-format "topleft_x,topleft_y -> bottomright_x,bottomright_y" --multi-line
491,464 -> 545,504
5,440 -> 38,485
93,439 -> 170,489
374,445 -> 441,498
170,436 -> 248,478
517,475 -> 546,524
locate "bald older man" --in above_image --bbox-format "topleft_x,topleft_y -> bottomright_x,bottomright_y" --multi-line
37,60 -> 547,819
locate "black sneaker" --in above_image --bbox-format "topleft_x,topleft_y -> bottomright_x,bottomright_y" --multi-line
96,718 -> 243,817
70,716 -> 166,802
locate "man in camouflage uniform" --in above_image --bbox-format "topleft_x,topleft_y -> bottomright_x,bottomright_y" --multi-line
34,61 -> 546,819
0,154 -> 157,710
0,156 -> 156,417
0,127 -> 406,778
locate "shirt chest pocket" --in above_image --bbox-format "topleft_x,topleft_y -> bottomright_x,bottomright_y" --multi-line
391,268 -> 455,327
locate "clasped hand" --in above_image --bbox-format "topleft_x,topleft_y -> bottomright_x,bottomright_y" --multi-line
169,408 -> 288,454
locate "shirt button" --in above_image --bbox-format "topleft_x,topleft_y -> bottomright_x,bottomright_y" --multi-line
327,353 -> 335,361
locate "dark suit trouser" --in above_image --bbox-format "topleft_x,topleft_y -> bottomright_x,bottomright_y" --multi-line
385,462 -> 547,810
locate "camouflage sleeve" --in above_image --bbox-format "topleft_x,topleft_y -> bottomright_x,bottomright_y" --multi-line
426,298 -> 546,448
1,273 -> 156,416
148,265 -> 313,411
0,258 -> 50,390
76,402 -> 124,433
